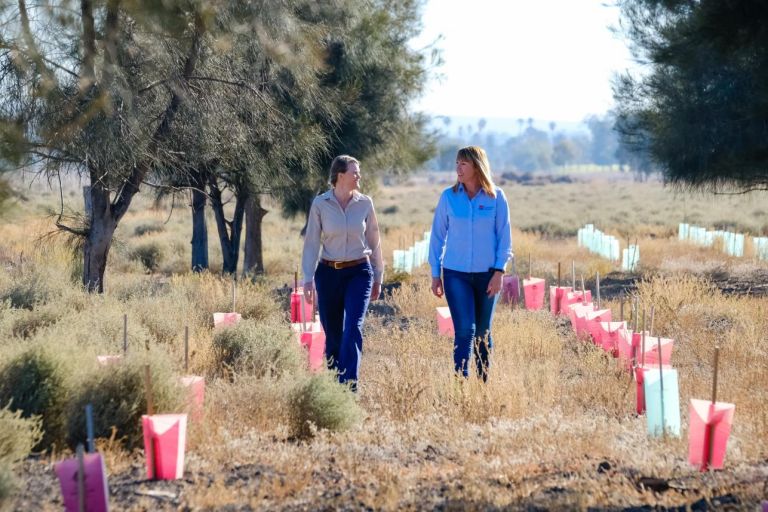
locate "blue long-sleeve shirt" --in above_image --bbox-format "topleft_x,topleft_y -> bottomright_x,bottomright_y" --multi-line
429,184 -> 513,278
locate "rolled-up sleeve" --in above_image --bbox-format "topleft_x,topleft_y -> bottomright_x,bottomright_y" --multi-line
365,201 -> 384,282
301,199 -> 323,284
494,189 -> 513,270
429,192 -> 448,278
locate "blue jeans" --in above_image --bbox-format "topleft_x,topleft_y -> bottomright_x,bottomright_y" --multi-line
314,261 -> 373,389
443,268 -> 498,381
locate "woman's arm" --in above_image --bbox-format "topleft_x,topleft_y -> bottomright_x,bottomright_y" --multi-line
301,199 -> 323,301
494,188 -> 513,272
365,202 -> 383,300
429,192 -> 448,297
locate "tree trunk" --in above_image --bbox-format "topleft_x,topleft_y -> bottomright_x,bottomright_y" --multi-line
82,184 -> 116,293
243,194 -> 268,277
208,180 -> 246,275
190,172 -> 209,272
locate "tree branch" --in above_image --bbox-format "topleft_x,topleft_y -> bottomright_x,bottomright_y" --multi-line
18,0 -> 56,85
80,0 -> 96,88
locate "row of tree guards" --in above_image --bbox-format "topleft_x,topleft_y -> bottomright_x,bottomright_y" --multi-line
577,223 -> 640,272
391,231 -> 431,273
678,223 -> 768,260
437,260 -> 736,472
55,282 -> 246,510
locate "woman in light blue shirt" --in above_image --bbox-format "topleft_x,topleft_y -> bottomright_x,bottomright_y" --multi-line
429,146 -> 512,381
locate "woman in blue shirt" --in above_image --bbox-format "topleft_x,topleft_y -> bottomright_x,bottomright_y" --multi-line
429,146 -> 513,381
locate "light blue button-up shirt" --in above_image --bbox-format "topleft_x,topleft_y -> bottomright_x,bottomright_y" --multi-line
429,184 -> 513,278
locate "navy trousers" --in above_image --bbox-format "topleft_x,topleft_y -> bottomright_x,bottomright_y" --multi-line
314,261 -> 373,389
443,268 -> 498,381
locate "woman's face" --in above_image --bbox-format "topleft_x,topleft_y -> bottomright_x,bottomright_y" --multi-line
456,158 -> 478,185
337,162 -> 361,190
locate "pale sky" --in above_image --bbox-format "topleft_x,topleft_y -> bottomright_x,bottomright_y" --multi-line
411,0 -> 636,123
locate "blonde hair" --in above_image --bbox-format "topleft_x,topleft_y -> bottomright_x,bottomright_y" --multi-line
452,146 -> 496,198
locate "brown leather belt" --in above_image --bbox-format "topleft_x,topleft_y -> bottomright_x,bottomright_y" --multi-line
320,257 -> 368,270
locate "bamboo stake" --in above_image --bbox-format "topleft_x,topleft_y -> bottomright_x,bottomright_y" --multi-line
571,260 -> 576,290
294,270 -> 298,293
706,346 -> 721,470
231,278 -> 237,312
641,308 -> 647,367
658,334 -> 666,439
85,404 -> 95,454
620,294 -> 625,323
76,444 -> 85,512
184,326 -> 189,373
300,293 -> 307,332
580,274 -> 587,305
557,262 -> 561,288
596,271 -> 601,310
123,314 -> 128,354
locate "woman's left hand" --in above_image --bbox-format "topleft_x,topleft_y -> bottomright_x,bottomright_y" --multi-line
487,271 -> 503,297
371,281 -> 382,301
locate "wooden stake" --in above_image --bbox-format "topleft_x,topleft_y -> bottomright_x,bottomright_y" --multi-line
300,293 -> 307,332
706,346 -> 721,469
658,334 -> 665,439
184,326 -> 189,373
144,365 -> 154,416
557,262 -> 561,288
294,270 -> 298,293
528,253 -> 532,280
580,274 -> 587,305
231,278 -> 236,312
571,260 -> 576,289
123,314 -> 128,354
76,444 -> 85,512
620,295 -> 625,323
649,305 -> 655,338
596,271 -> 601,310
641,308 -> 646,367
85,404 -> 95,454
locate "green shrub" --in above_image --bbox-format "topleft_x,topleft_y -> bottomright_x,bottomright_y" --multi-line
0,270 -> 50,310
131,242 -> 164,272
133,223 -> 165,237
11,309 -> 59,338
65,353 -> 183,450
211,320 -> 304,379
0,348 -> 68,449
287,374 -> 362,439
0,405 -> 41,511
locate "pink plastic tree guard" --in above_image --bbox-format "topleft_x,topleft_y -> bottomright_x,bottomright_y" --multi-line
213,312 -> 241,328
549,286 -> 572,315
436,307 -> 454,336
688,399 -> 736,471
567,302 -> 594,338
55,452 -> 110,512
290,291 -> 314,324
179,376 -> 205,422
522,277 -> 546,310
639,336 -> 674,366
584,309 -> 612,345
598,321 -> 626,355
300,330 -> 326,372
501,275 -> 521,305
635,364 -> 672,415
142,414 -> 188,480
560,290 -> 592,313
96,355 -> 122,366
616,328 -> 635,367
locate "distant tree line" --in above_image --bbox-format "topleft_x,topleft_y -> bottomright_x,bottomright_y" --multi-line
427,113 -> 654,177
0,0 -> 435,292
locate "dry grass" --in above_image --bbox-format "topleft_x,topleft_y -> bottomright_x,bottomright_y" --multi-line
2,173 -> 768,509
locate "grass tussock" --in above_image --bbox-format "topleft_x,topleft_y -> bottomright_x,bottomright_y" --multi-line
0,405 -> 42,509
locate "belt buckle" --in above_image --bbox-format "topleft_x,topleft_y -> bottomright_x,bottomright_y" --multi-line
333,261 -> 343,269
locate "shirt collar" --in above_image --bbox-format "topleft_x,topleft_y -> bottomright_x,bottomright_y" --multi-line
323,189 -> 362,204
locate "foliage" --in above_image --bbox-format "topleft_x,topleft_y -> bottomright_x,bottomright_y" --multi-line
0,347 -> 69,449
210,320 -> 304,379
131,242 -> 164,272
615,0 -> 768,191
287,373 -> 362,439
0,405 -> 41,510
65,353 -> 183,450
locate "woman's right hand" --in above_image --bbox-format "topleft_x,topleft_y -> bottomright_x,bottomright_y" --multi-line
431,277 -> 444,298
303,281 -> 315,303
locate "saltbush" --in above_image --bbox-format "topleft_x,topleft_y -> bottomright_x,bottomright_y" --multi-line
0,405 -> 42,510
131,242 -> 164,272
65,352 -> 183,450
11,309 -> 59,338
210,320 -> 304,378
133,223 -> 165,237
287,374 -> 362,439
0,348 -> 68,449
0,270 -> 50,310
